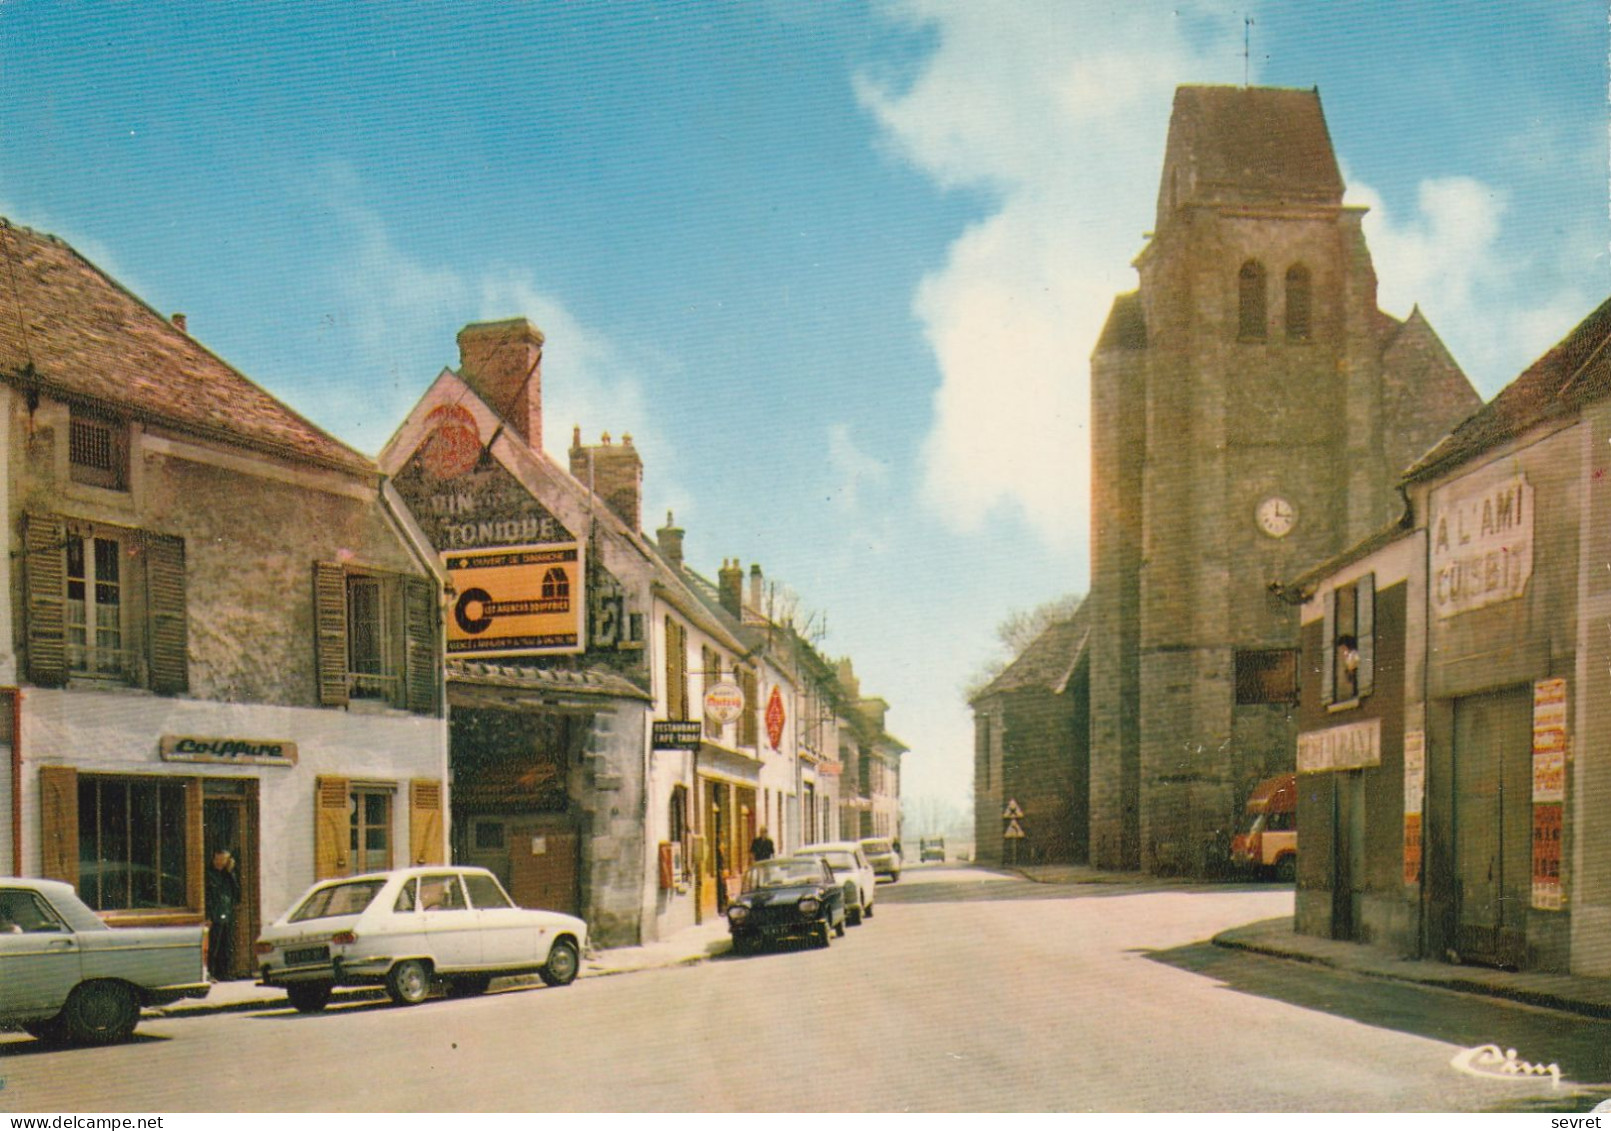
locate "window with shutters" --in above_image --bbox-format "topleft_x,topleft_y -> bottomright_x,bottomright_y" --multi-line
703,646 -> 722,739
664,617 -> 689,721
314,563 -> 438,714
76,775 -> 192,912
1321,574 -> 1375,708
69,410 -> 128,491
739,667 -> 759,747
23,515 -> 188,694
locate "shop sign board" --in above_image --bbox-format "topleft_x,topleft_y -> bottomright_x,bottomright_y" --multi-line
704,681 -> 745,725
1430,473 -> 1533,619
444,544 -> 584,657
161,735 -> 297,766
1297,717 -> 1381,773
765,686 -> 786,749
652,720 -> 703,751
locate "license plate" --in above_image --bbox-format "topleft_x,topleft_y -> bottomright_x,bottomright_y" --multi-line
285,945 -> 330,966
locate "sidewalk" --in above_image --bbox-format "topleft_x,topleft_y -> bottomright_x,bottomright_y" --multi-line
1213,917 -> 1611,1020
152,916 -> 734,1018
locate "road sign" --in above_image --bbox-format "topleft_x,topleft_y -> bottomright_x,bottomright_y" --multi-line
1004,819 -> 1025,839
1003,799 -> 1024,820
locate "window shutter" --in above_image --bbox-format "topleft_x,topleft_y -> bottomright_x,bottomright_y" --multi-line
1356,572 -> 1376,698
409,779 -> 444,866
314,776 -> 350,879
1320,589 -> 1336,706
314,562 -> 349,707
145,531 -> 189,695
39,764 -> 78,883
24,513 -> 67,687
402,576 -> 438,715
185,778 -> 205,912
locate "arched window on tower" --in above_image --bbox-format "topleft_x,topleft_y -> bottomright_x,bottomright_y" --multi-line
1238,260 -> 1266,341
1286,264 -> 1312,341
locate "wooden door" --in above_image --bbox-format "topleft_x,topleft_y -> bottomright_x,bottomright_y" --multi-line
507,824 -> 579,916
1453,687 -> 1531,965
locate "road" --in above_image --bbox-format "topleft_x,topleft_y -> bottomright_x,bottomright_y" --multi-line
3,867 -> 1609,1112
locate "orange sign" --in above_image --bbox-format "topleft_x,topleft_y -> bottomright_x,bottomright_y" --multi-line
1403,813 -> 1422,886
444,544 -> 584,657
1532,803 -> 1563,911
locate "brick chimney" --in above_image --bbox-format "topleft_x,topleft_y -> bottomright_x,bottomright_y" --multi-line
569,429 -> 643,532
656,511 -> 685,571
456,318 -> 545,446
718,559 -> 744,618
749,563 -> 763,613
170,313 -> 188,334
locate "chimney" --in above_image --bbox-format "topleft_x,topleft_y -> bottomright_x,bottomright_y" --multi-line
749,563 -> 763,613
456,318 -> 545,447
569,430 -> 644,532
718,559 -> 744,619
656,511 -> 685,571
171,313 -> 187,334
836,658 -> 860,699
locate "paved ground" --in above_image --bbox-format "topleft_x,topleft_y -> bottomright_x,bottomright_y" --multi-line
5,866 -> 1609,1112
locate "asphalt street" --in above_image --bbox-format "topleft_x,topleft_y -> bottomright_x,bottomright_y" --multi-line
3,867 -> 1608,1112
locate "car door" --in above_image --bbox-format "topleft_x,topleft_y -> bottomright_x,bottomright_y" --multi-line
462,872 -> 535,968
417,874 -> 482,971
0,887 -> 82,1016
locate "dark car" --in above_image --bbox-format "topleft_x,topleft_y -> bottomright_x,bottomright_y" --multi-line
726,856 -> 847,953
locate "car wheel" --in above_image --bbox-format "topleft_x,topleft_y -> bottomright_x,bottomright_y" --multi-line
833,916 -> 846,938
864,898 -> 874,919
386,959 -> 433,1006
286,982 -> 333,1013
1275,856 -> 1297,884
538,937 -> 580,987
63,981 -> 139,1045
815,921 -> 831,948
446,976 -> 492,998
846,900 -> 862,926
22,1014 -> 69,1044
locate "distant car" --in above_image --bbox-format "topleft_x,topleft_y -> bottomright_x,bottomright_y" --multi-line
796,842 -> 876,925
255,866 -> 587,1012
0,877 -> 209,1044
919,837 -> 946,863
726,856 -> 846,952
859,837 -> 901,883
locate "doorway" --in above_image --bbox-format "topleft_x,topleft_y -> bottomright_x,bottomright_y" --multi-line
1452,686 -> 1531,967
202,780 -> 258,981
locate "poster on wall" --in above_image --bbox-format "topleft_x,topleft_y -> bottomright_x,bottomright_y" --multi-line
1532,677 -> 1567,803
1532,803 -> 1564,911
443,544 -> 585,657
1403,730 -> 1425,886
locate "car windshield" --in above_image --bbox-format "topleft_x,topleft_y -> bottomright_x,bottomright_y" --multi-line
862,840 -> 892,854
745,859 -> 824,890
289,880 -> 386,922
811,851 -> 856,872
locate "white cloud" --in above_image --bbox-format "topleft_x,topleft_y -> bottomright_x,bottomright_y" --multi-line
860,2 -> 1245,553
825,421 -> 890,510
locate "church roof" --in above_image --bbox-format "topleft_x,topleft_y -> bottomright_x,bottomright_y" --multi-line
0,220 -> 374,477
1095,292 -> 1147,352
972,599 -> 1090,702
1167,86 -> 1343,208
1404,296 -> 1611,483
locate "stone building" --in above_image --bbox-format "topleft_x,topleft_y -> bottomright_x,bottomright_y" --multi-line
1085,86 -> 1480,874
0,220 -> 447,975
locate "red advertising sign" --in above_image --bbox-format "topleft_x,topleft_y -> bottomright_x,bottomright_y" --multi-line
1532,803 -> 1563,911
765,686 -> 786,749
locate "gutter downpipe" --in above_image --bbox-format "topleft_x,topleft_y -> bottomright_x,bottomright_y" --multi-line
10,687 -> 21,874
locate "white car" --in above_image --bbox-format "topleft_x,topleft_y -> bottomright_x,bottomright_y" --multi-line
796,842 -> 877,926
255,866 -> 587,1012
0,878 -> 208,1044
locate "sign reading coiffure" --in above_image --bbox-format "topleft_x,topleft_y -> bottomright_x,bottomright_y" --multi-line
161,736 -> 297,766
445,544 -> 585,657
1431,473 -> 1534,619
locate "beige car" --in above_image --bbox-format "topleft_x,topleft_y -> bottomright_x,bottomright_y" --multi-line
859,837 -> 901,883
797,842 -> 877,925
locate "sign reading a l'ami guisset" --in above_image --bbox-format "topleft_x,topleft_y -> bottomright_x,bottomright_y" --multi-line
1430,473 -> 1533,619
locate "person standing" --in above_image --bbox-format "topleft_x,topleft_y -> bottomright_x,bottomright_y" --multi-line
750,827 -> 775,863
205,849 -> 240,980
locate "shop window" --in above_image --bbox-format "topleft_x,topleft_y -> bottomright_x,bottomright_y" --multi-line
1238,260 -> 1267,340
349,786 -> 393,874
24,514 -> 188,693
1235,650 -> 1299,704
1285,264 -> 1312,341
1322,573 -> 1375,706
314,562 -> 437,714
77,775 -> 191,912
69,410 -> 128,491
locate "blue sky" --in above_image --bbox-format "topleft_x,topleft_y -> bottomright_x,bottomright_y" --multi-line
2,1 -> 1603,819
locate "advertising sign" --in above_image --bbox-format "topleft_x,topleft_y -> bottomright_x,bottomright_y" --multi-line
1430,473 -> 1533,619
652,720 -> 703,750
1532,803 -> 1563,911
1532,677 -> 1567,803
1296,717 -> 1381,773
1403,730 -> 1425,886
765,686 -> 786,749
444,544 -> 584,657
704,680 -> 745,725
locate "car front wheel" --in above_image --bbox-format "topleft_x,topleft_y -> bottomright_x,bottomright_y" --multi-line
386,959 -> 433,1006
22,1015 -> 69,1044
539,938 -> 580,987
286,982 -> 333,1013
63,981 -> 139,1045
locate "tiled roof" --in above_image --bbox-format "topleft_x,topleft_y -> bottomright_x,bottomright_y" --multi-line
1170,86 -> 1343,206
973,599 -> 1090,701
0,220 -> 374,476
1404,296 -> 1611,482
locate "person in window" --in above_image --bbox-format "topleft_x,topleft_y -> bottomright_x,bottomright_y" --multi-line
750,827 -> 775,863
205,849 -> 241,981
1336,634 -> 1360,700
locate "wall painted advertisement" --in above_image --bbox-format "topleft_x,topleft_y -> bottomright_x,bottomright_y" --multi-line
444,543 -> 585,657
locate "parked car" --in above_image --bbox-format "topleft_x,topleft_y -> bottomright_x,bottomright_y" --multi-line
796,841 -> 876,925
726,856 -> 846,952
255,866 -> 587,1012
859,837 -> 901,883
0,877 -> 209,1044
1231,773 -> 1298,881
919,837 -> 946,862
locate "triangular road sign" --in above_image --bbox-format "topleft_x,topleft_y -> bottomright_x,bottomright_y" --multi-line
1004,819 -> 1026,839
1002,799 -> 1024,820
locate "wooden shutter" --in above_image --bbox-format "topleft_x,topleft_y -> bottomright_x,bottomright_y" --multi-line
314,562 -> 350,706
39,764 -> 78,883
314,776 -> 350,879
24,513 -> 67,687
185,778 -> 205,912
409,779 -> 444,866
402,576 -> 438,715
1356,572 -> 1376,699
1320,589 -> 1336,706
145,531 -> 189,695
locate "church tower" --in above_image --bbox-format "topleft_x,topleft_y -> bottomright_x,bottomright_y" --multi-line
1087,86 -> 1478,873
